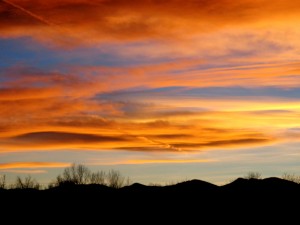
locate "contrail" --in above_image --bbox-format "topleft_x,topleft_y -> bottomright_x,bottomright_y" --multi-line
2,0 -> 55,26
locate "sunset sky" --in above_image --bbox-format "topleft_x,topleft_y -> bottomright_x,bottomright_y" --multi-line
1,0 -> 300,186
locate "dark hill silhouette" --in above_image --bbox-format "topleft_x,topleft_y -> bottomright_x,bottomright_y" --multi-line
120,182 -> 161,193
1,177 -> 299,221
165,179 -> 218,191
120,179 -> 218,193
2,177 -> 299,198
221,177 -> 299,192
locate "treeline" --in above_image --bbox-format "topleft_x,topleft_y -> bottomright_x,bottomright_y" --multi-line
0,164 -> 300,190
0,163 -> 130,190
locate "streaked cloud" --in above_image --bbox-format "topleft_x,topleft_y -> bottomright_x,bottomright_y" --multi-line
105,158 -> 216,165
1,170 -> 47,174
0,161 -> 70,170
1,65 -> 300,152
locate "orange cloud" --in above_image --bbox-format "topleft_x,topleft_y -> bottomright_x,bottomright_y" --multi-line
8,131 -> 131,147
0,169 -> 47,174
1,0 -> 300,44
89,158 -> 216,165
0,87 -> 62,100
126,158 -> 215,164
2,63 -> 300,137
171,138 -> 272,150
1,67 -> 299,153
78,62 -> 300,91
0,162 -> 70,170
1,65 -> 300,153
2,0 -> 300,172
0,118 -> 279,152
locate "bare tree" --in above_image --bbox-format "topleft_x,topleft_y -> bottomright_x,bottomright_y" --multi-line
56,163 -> 91,185
53,163 -> 130,188
282,172 -> 300,184
13,175 -> 40,189
90,171 -> 106,185
0,175 -> 6,189
47,180 -> 57,189
244,171 -> 262,179
107,169 -> 125,189
74,164 -> 91,184
124,176 -> 132,187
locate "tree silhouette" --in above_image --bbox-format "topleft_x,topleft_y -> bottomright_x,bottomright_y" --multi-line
0,175 -> 6,189
56,163 -> 91,185
53,163 -> 129,188
90,171 -> 106,185
13,175 -> 40,189
107,169 -> 125,189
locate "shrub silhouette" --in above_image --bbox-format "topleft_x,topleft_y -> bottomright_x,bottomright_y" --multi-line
243,171 -> 262,179
13,175 -> 40,189
281,172 -> 300,184
0,175 -> 6,189
148,182 -> 163,187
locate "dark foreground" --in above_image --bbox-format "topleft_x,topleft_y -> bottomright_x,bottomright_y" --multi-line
1,177 -> 299,221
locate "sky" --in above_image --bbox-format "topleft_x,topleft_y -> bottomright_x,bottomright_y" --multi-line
1,0 -> 300,186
